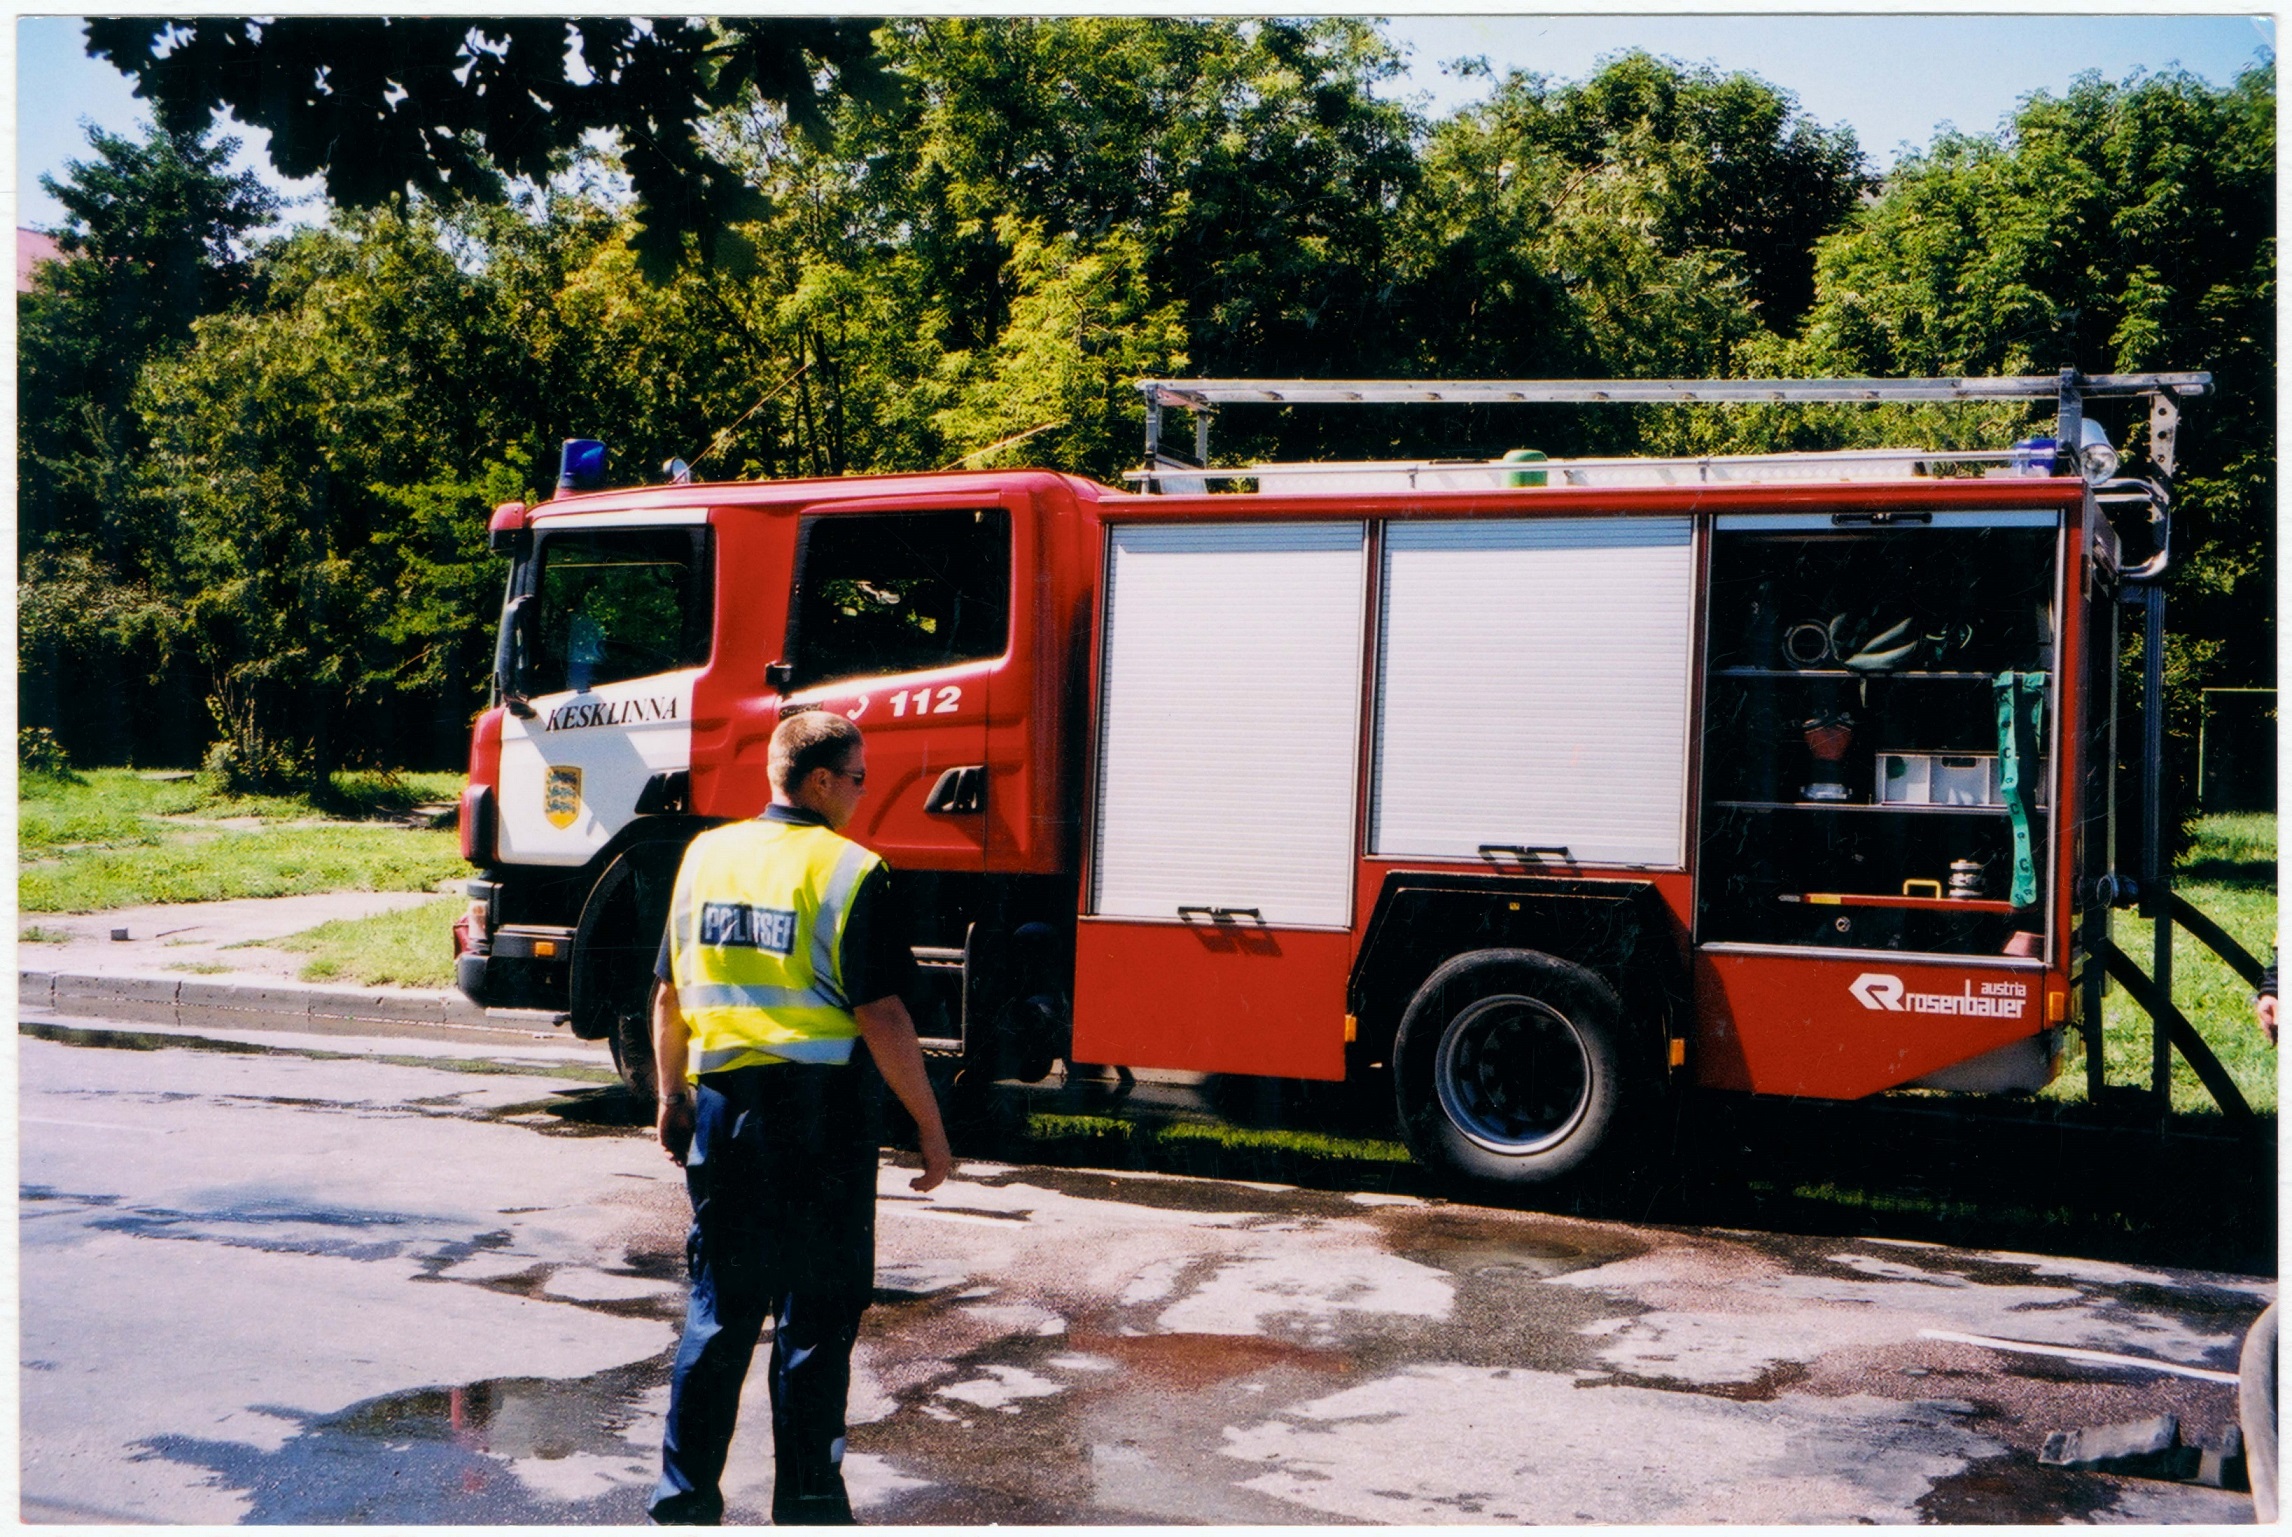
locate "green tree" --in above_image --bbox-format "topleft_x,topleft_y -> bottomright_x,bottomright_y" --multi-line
130,203 -> 544,787
17,123 -> 277,766
1390,52 -> 1867,459
84,17 -> 893,280
1789,66 -> 2274,800
692,17 -> 1421,476
933,219 -> 1189,472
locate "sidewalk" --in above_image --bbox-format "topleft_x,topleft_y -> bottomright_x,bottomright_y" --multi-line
16,889 -> 571,1039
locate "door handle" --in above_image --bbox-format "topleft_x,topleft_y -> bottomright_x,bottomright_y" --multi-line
924,765 -> 987,814
1478,844 -> 1573,862
1177,905 -> 1263,924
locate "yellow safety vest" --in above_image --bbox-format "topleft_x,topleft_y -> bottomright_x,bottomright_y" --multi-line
665,816 -> 883,1079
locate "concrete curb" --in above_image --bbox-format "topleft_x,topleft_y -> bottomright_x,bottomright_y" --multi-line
20,968 -> 568,1035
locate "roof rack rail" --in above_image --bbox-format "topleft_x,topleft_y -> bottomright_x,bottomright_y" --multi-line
1135,370 -> 2211,486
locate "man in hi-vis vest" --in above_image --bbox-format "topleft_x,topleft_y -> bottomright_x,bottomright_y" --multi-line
648,710 -> 952,1525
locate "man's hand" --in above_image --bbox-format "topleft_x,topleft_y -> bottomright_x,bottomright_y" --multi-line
856,995 -> 955,1196
2258,993 -> 2277,1046
658,1092 -> 695,1166
912,1121 -> 953,1193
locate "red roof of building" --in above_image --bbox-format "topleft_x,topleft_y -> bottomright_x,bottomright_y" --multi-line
18,227 -> 63,292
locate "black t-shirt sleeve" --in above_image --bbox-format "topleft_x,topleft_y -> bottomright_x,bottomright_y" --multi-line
840,863 -> 918,1009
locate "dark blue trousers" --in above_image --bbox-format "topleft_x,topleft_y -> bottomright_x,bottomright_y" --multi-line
651,1062 -> 878,1526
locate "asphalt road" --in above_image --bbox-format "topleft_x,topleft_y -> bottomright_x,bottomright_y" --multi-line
19,1012 -> 2271,1525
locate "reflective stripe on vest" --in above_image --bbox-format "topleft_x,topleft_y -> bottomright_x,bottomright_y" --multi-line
667,818 -> 882,1078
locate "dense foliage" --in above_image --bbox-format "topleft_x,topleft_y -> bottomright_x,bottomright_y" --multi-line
21,21 -> 2272,794
83,16 -> 893,281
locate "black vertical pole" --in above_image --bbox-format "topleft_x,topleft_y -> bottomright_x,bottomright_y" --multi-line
2143,582 -> 2173,1121
2085,576 -> 2115,1102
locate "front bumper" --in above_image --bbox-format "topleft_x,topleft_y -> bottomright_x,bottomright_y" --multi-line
455,924 -> 575,1011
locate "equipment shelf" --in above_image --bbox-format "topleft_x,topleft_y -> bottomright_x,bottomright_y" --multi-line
1715,800 -> 2018,816
1715,667 -> 2041,683
1777,892 -> 2021,914
1695,513 -> 2059,954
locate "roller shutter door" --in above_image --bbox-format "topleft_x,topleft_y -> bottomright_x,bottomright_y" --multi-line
1373,517 -> 1694,866
1090,522 -> 1366,926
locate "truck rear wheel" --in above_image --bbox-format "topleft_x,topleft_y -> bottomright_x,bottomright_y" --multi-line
1393,949 -> 1646,1191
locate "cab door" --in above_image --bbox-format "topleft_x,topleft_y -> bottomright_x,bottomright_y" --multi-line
1070,520 -> 1368,1081
495,516 -> 713,866
771,500 -> 1013,871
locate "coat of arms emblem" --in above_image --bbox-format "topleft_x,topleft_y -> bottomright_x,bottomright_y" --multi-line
544,765 -> 583,829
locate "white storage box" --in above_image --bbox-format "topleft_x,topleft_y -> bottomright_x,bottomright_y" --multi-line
1878,751 -> 2003,807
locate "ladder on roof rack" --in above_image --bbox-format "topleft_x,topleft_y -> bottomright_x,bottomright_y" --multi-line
1135,370 -> 2212,481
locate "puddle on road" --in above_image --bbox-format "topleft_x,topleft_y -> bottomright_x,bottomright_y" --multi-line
71,1193 -> 430,1265
22,1021 -> 271,1056
1586,1357 -> 1817,1404
500,1084 -> 656,1135
1064,1329 -> 1351,1389
1377,1204 -> 1645,1283
958,1163 -> 1353,1220
1917,1453 -> 2145,1523
135,1357 -> 671,1524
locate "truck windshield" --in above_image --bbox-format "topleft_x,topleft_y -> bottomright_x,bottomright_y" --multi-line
527,527 -> 712,695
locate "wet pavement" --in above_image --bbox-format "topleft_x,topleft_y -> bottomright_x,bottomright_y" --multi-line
19,1016 -> 2271,1525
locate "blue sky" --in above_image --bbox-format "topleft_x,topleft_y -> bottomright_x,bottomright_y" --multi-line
12,13 -> 2276,234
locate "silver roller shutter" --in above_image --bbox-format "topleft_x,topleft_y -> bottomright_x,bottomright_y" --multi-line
1090,522 -> 1367,926
1373,517 -> 1694,867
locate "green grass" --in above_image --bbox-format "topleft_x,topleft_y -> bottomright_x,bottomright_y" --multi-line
2050,812 -> 2278,1118
17,926 -> 69,944
19,767 -> 463,853
1023,1111 -> 1413,1167
18,768 -> 466,914
271,896 -> 464,988
19,826 -> 465,914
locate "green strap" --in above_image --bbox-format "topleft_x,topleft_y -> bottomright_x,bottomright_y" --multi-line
1993,671 -> 2046,907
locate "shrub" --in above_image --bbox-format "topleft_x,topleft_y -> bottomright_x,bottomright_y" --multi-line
19,727 -> 73,777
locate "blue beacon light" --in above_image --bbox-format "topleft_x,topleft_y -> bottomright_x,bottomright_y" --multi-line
558,438 -> 608,491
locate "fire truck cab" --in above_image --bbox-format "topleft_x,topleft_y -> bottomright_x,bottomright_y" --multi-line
456,371 -> 2208,1189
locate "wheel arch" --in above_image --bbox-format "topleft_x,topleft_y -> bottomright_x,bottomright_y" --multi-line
566,813 -> 720,1040
1348,873 -> 1688,1078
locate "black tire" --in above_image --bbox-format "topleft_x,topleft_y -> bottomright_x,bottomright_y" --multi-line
1393,949 -> 1650,1191
572,841 -> 684,1094
608,978 -> 662,1104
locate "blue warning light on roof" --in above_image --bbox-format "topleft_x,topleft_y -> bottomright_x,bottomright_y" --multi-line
559,438 -> 607,491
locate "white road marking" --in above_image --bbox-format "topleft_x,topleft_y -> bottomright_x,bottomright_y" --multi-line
1917,1329 -> 2241,1383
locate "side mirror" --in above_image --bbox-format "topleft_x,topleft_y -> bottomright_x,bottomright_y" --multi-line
500,594 -> 538,717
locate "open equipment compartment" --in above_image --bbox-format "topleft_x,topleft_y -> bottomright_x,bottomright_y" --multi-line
1696,509 -> 2062,957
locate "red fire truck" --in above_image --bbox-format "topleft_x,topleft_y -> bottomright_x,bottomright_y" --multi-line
454,371 -> 2229,1188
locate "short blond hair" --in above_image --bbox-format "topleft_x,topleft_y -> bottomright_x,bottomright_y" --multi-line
768,710 -> 862,795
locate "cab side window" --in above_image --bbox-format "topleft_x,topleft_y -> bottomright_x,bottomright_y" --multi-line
788,509 -> 1010,688
530,527 -> 712,695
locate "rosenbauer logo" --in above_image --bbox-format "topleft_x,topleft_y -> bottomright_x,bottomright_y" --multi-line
1849,972 -> 2028,1020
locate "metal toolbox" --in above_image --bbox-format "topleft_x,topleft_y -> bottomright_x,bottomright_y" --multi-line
1877,751 -> 2003,807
